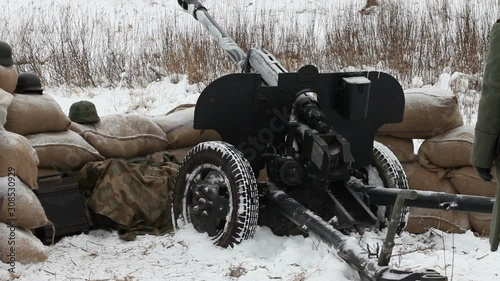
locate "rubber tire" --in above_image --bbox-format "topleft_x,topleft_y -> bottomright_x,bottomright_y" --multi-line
372,141 -> 410,233
173,141 -> 259,247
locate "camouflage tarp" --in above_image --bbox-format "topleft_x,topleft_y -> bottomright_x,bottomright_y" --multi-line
78,158 -> 179,241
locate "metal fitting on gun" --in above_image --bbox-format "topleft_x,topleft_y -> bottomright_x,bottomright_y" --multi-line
294,93 -> 330,134
177,0 -> 207,19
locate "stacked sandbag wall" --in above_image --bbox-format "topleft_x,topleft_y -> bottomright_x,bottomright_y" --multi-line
69,114 -> 171,164
377,87 -> 473,234
150,104 -> 221,161
0,69 -> 40,189
3,90 -> 107,173
0,69 -> 49,266
417,125 -> 496,236
0,177 -> 50,265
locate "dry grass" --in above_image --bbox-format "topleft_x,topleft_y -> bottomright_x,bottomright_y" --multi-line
291,272 -> 306,281
0,0 -> 495,121
365,0 -> 380,8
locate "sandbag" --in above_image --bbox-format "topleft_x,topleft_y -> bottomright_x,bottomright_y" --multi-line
69,121 -> 90,134
401,161 -> 446,186
378,87 -> 463,139
166,146 -> 192,162
151,106 -> 221,149
0,65 -> 17,94
0,130 -> 39,189
405,207 -> 471,234
0,176 -> 49,229
80,114 -> 169,159
402,161 -> 452,192
469,212 -> 491,236
0,88 -> 13,127
26,131 -> 105,171
374,135 -> 416,163
402,162 -> 470,233
4,93 -> 71,135
79,158 -> 179,240
418,125 -> 474,171
448,166 -> 497,197
0,223 -> 49,264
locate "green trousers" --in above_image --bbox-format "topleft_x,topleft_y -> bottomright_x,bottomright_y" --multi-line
490,162 -> 500,251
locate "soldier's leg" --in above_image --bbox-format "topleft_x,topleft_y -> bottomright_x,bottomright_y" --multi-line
489,162 -> 500,251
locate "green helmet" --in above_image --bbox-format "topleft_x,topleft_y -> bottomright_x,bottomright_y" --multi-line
0,41 -> 14,66
69,100 -> 100,124
15,72 -> 43,94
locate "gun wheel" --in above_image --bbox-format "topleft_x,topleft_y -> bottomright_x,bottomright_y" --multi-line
173,141 -> 259,248
371,141 -> 410,234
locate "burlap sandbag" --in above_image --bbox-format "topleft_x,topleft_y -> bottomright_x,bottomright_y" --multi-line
468,212 -> 491,236
418,125 -> 474,171
4,93 -> 71,135
26,131 -> 105,171
402,160 -> 446,184
374,135 -> 416,163
448,166 -> 497,197
402,161 -> 450,192
0,130 -> 39,189
80,114 -> 169,159
402,161 -> 470,233
69,121 -> 91,134
448,167 -> 496,236
378,87 -> 463,139
0,88 -> 13,127
0,65 -> 18,94
166,146 -> 192,162
406,207 -> 471,234
151,106 -> 221,149
0,223 -> 49,264
0,176 -> 49,229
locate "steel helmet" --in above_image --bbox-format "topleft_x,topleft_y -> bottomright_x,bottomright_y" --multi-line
0,41 -> 14,66
69,100 -> 101,124
15,72 -> 43,94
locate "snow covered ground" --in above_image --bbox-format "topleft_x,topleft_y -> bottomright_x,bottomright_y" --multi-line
1,74 -> 498,281
1,225 -> 499,281
1,0 -> 500,280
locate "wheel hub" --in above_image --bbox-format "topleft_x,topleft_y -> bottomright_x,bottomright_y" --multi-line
188,170 -> 231,237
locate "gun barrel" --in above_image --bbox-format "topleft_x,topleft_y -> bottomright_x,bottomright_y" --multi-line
177,0 -> 247,68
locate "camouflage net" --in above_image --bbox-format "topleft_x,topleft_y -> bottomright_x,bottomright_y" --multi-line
78,158 -> 179,241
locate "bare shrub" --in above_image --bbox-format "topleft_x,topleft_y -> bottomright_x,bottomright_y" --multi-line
0,0 -> 495,122
291,272 -> 306,281
228,264 -> 247,278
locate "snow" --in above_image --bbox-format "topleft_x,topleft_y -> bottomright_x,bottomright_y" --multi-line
1,227 -> 359,281
1,0 -> 500,281
2,226 -> 499,281
343,76 -> 371,85
47,76 -> 201,117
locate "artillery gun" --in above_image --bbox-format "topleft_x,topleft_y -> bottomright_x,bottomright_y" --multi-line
172,1 -> 495,280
